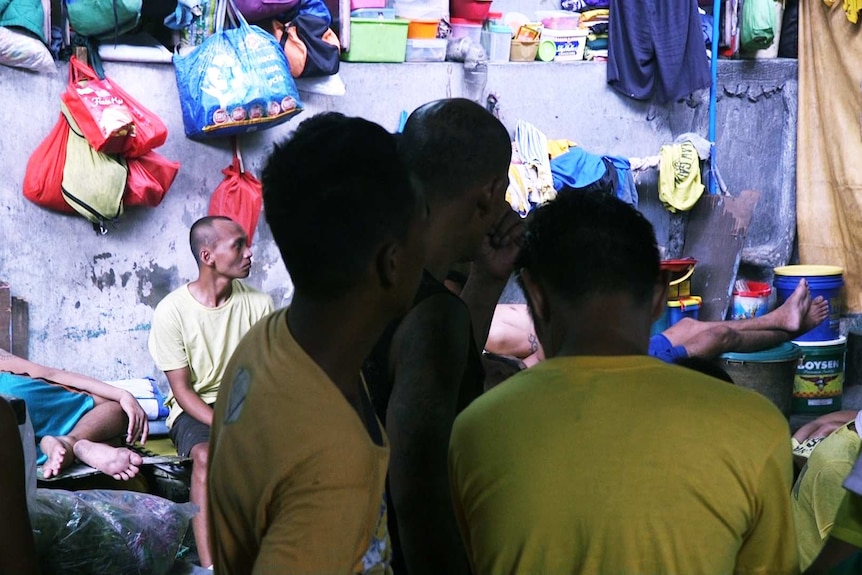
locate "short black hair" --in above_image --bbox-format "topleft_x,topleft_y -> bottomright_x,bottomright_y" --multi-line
262,113 -> 419,299
190,215 -> 234,264
516,193 -> 660,307
399,98 -> 511,201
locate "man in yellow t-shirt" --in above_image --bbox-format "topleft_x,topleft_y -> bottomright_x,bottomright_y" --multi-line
148,215 -> 274,568
792,413 -> 862,569
208,113 -> 428,574
449,192 -> 799,574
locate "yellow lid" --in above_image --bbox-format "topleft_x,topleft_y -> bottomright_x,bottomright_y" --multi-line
667,296 -> 702,308
774,265 -> 844,277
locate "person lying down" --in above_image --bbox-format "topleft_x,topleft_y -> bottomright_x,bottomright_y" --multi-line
0,347 -> 148,481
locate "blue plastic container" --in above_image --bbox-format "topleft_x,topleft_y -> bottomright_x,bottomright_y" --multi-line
774,265 -> 844,343
650,296 -> 701,336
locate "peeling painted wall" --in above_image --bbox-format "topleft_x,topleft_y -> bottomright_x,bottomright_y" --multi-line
0,59 -> 797,387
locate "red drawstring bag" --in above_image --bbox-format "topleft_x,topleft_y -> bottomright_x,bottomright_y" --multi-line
112,83 -> 169,159
23,115 -> 76,213
208,141 -> 263,244
61,56 -> 134,154
124,151 -> 181,208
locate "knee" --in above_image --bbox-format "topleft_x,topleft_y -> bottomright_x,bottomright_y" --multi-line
675,317 -> 699,331
190,443 -> 209,475
712,325 -> 740,351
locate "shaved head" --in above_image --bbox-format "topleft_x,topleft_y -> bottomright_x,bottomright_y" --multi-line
190,216 -> 234,264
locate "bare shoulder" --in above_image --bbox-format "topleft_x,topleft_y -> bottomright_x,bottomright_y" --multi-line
390,293 -> 472,372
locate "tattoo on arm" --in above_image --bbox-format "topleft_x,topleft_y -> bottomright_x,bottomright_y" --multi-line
528,334 -> 539,354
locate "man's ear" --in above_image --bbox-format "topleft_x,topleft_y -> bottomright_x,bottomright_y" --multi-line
650,273 -> 670,322
520,269 -> 549,323
476,178 -> 500,220
376,241 -> 399,289
199,247 -> 214,267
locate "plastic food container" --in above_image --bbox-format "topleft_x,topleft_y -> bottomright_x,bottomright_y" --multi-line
488,24 -> 511,62
535,9 -> 580,29
405,38 -> 447,61
540,27 -> 587,61
342,18 -> 409,62
450,17 -> 483,45
509,39 -> 538,61
394,0 -> 446,20
350,7 -> 396,17
351,0 -> 386,10
450,0 -> 492,21
407,18 -> 440,38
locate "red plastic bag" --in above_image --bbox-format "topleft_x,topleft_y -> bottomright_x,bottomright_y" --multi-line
113,83 -> 169,158
208,142 -> 263,244
23,115 -> 76,213
125,151 -> 181,208
61,56 -> 134,154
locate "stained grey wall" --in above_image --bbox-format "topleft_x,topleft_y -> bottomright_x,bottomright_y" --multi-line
0,58 -> 797,386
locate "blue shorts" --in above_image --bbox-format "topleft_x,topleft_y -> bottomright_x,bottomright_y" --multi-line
0,372 -> 95,463
607,0 -> 711,104
648,334 -> 688,364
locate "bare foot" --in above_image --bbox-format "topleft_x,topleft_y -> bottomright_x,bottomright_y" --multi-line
799,296 -> 830,335
771,278 -> 811,333
73,440 -> 143,481
40,435 -> 75,478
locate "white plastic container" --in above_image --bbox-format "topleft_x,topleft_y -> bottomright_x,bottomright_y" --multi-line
450,18 -> 483,46
394,0 -> 447,20
406,38 -> 447,61
488,24 -> 511,62
540,27 -> 587,61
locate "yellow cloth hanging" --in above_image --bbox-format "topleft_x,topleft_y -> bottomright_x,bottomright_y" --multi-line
658,142 -> 705,213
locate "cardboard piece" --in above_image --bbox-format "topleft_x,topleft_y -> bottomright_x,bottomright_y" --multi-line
683,190 -> 761,321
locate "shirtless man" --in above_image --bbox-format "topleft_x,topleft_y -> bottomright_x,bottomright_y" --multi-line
487,277 -> 829,365
0,347 -> 147,481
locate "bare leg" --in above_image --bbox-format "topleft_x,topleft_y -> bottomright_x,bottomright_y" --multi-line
680,325 -> 795,360
728,278 -> 828,335
190,442 -> 212,568
40,400 -> 142,480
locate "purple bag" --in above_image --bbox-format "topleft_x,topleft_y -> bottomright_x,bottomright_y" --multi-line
234,0 -> 300,19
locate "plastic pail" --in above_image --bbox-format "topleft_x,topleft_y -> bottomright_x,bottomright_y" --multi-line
774,265 -> 844,342
650,296 -> 701,336
731,281 -> 771,320
716,342 -> 801,418
793,337 -> 846,415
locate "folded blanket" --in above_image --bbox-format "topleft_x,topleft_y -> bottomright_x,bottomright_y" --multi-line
104,377 -> 169,421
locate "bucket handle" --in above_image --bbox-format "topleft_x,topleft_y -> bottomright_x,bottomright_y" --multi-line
668,266 -> 696,287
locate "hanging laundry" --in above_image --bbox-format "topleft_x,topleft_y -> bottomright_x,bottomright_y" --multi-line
549,147 -> 638,208
514,120 -> 556,207
607,0 -> 711,104
659,141 -> 704,212
824,0 -> 862,23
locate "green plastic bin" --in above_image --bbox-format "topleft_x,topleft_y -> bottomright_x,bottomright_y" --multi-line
342,18 -> 409,63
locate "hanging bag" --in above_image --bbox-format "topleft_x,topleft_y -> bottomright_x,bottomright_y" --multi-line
61,104 -> 128,234
125,151 -> 181,208
173,0 -> 303,139
208,139 -> 263,244
61,56 -> 135,154
112,82 -> 169,158
234,0 -> 300,20
741,0 -> 776,52
23,115 -> 76,213
267,6 -> 340,78
65,0 -> 142,39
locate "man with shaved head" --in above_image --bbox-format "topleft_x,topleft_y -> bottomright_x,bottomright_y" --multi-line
149,215 -> 274,568
363,98 -> 521,575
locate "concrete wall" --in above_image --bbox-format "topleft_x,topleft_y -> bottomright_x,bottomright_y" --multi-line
0,58 -> 797,386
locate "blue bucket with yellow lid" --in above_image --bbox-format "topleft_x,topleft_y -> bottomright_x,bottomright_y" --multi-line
774,265 -> 844,343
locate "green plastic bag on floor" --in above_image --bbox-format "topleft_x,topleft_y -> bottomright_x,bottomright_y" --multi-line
741,0 -> 777,51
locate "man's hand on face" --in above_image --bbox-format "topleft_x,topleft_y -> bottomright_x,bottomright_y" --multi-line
472,206 -> 524,282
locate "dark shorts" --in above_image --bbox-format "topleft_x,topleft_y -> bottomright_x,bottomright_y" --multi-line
169,412 -> 211,457
648,334 -> 688,364
607,0 -> 711,103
